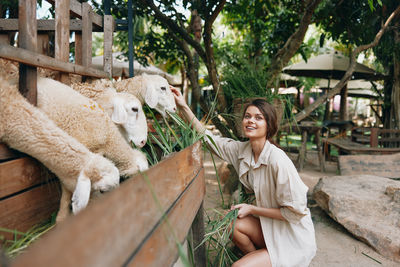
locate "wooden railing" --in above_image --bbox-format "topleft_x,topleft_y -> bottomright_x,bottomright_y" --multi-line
0,0 -> 114,238
10,142 -> 205,267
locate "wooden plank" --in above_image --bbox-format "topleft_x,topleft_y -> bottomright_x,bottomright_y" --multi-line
18,0 -> 37,105
55,0 -> 70,85
81,2 -> 92,68
0,157 -> 54,199
36,34 -> 50,55
324,137 -> 400,154
127,169 -> 205,266
11,142 -> 204,267
0,180 -> 60,240
74,33 -> 82,65
0,19 -> 105,32
0,143 -> 21,161
338,153 -> 400,178
46,0 -> 103,28
0,44 -> 108,78
103,15 -> 114,77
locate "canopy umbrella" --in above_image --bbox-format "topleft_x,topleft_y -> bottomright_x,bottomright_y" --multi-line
282,51 -> 385,121
316,79 -> 383,98
282,50 -> 385,81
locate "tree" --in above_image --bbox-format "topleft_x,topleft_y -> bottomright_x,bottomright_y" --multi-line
314,0 -> 400,128
288,3 -> 400,127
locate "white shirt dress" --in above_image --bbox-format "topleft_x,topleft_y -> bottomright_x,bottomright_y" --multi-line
205,131 -> 317,267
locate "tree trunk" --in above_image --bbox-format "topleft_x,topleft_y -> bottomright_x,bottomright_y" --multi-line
266,0 -> 322,89
390,21 -> 400,129
339,84 -> 348,121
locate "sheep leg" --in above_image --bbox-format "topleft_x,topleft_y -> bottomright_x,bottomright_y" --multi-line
56,185 -> 72,223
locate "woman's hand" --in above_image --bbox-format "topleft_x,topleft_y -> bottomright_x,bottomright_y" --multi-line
231,203 -> 255,218
170,86 -> 187,108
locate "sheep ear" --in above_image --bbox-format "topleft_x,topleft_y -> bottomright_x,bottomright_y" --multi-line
111,97 -> 128,124
71,172 -> 91,215
144,85 -> 158,108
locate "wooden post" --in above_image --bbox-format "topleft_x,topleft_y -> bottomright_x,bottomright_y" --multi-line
314,128 -> 325,172
0,34 -> 9,45
55,0 -> 70,84
81,2 -> 92,68
37,34 -> 50,55
298,129 -> 308,171
103,15 -> 114,78
190,202 -> 206,267
75,33 -> 83,65
370,128 -> 379,147
18,0 -> 37,105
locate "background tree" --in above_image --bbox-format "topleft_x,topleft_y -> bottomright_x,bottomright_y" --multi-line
315,0 -> 400,128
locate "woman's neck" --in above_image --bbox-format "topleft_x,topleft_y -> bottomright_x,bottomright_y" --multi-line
250,137 -> 267,163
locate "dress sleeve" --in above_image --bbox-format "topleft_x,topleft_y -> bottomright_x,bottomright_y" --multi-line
272,155 -> 309,224
204,130 -> 241,166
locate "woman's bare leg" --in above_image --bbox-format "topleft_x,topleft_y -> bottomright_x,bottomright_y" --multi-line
232,215 -> 265,254
232,248 -> 271,267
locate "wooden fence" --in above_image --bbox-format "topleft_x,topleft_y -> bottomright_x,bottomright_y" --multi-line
10,142 -> 205,267
0,0 -> 113,239
0,1 -> 206,265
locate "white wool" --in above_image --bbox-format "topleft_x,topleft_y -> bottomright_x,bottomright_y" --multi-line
0,75 -> 120,223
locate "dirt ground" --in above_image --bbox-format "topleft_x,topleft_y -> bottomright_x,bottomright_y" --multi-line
202,150 -> 399,267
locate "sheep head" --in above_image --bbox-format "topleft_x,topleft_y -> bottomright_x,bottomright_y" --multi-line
143,74 -> 177,117
110,93 -> 148,148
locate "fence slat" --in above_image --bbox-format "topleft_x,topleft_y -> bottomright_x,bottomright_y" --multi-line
0,180 -> 60,240
126,168 -> 205,266
0,44 -> 108,78
55,0 -> 70,84
46,0 -> 103,28
18,0 -> 37,105
11,142 -> 204,267
103,15 -> 114,77
81,2 -> 92,68
0,143 -> 21,161
0,157 -> 54,199
0,19 -> 106,32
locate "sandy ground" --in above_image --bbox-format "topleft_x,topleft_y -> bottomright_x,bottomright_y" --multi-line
202,150 -> 399,267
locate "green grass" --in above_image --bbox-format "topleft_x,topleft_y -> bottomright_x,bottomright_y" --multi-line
0,213 -> 56,258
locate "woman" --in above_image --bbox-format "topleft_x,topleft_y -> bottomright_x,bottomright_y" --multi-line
171,87 -> 316,267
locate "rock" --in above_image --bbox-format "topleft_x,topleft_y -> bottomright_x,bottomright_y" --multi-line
313,175 -> 400,263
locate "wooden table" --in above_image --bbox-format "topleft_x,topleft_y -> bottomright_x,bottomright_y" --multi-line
296,123 -> 325,172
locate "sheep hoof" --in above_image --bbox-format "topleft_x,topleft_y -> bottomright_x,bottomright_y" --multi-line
136,156 -> 149,172
71,175 -> 91,215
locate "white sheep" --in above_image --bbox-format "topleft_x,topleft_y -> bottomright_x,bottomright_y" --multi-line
0,75 -> 120,222
0,59 -> 148,178
35,77 -> 149,178
71,80 -> 147,147
113,73 -> 177,117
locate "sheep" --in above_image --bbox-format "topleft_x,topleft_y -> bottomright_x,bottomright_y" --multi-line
71,80 -> 147,147
0,75 -> 120,222
113,73 -> 177,117
0,58 -> 148,178
35,76 -> 149,178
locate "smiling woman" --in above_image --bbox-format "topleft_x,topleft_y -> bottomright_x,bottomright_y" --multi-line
171,87 -> 317,267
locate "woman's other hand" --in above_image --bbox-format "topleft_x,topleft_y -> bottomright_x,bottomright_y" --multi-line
170,86 -> 187,108
231,203 -> 255,218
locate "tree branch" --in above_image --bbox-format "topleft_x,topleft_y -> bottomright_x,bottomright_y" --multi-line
266,0 -> 322,89
139,0 -> 207,61
283,4 -> 400,127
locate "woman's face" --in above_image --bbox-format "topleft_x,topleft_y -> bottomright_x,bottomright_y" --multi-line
242,105 -> 267,140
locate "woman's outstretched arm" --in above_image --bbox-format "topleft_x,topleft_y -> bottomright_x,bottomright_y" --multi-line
170,86 -> 206,133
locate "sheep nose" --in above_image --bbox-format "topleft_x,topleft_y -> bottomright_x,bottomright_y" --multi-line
139,140 -> 146,148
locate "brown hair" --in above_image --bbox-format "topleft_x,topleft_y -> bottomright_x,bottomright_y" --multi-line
242,98 -> 278,142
